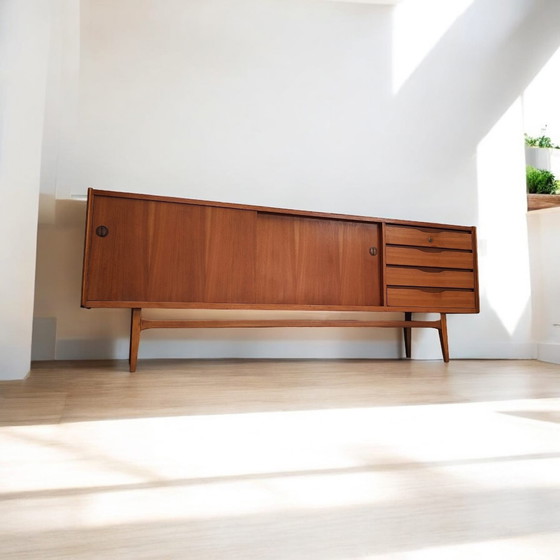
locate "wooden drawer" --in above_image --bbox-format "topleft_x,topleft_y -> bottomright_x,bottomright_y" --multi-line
386,266 -> 475,289
387,287 -> 476,310
386,225 -> 472,250
386,246 -> 473,270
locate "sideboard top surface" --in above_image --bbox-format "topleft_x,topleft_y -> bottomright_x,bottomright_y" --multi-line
87,188 -> 475,232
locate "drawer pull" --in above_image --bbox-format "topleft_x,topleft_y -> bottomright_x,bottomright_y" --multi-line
387,287 -> 476,310
386,266 -> 475,289
369,247 -> 377,256
96,225 -> 109,238
386,225 -> 472,250
386,246 -> 474,269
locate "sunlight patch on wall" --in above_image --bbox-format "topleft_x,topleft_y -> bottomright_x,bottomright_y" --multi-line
523,45 -> 560,140
392,0 -> 473,94
477,99 -> 532,336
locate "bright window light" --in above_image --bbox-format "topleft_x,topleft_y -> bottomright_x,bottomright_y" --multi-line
476,99 -> 532,336
392,0 -> 474,94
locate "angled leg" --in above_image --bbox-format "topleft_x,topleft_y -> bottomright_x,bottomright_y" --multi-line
438,313 -> 450,363
129,308 -> 142,372
403,311 -> 412,358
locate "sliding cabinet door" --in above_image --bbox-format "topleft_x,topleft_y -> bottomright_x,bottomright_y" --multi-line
202,207 -> 255,303
255,213 -> 381,307
83,195 -> 256,306
84,196 -> 206,303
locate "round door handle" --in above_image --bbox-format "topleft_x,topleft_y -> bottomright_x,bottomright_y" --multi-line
96,225 -> 109,238
369,247 -> 377,256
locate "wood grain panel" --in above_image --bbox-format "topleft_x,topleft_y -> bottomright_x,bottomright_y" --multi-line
386,225 -> 472,250
255,214 -> 297,304
203,207 -> 256,303
144,201 -> 206,302
386,267 -> 475,289
338,220 -> 381,306
82,190 -> 478,320
387,287 -> 476,310
86,196 -> 151,302
85,196 -> 257,304
86,197 -> 207,303
386,246 -> 474,270
256,214 -> 380,306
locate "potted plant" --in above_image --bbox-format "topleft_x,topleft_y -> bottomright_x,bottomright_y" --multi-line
525,128 -> 560,175
525,128 -> 560,210
526,165 -> 560,211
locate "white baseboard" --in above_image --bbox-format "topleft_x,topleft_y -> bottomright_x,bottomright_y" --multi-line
54,336 -> 538,361
537,342 -> 560,364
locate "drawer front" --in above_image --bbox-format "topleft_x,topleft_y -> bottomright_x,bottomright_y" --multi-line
386,225 -> 472,250
387,287 -> 476,310
386,246 -> 473,270
386,266 -> 475,289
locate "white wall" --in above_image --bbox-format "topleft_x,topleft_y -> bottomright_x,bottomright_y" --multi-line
475,100 -> 534,358
528,208 -> 560,364
523,33 -> 560,365
0,1 -> 51,379
524,45 -> 560,142
32,0 -> 560,364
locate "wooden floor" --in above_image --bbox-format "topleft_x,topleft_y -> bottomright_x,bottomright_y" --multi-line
1,359 -> 559,559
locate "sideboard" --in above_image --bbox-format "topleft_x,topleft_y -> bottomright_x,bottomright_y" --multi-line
81,189 -> 479,371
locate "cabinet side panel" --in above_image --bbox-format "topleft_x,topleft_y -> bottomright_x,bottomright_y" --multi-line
471,226 -> 480,312
81,188 -> 96,307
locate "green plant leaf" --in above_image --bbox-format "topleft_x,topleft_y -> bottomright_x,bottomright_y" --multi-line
526,166 -> 558,194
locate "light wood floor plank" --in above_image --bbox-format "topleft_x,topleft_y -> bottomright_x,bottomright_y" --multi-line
0,359 -> 559,559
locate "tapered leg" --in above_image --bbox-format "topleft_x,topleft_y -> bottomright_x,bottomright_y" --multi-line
129,308 -> 142,372
438,313 -> 450,363
403,311 -> 412,358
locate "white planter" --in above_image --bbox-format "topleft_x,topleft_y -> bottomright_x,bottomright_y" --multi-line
525,146 -> 551,170
525,146 -> 560,176
551,150 -> 560,176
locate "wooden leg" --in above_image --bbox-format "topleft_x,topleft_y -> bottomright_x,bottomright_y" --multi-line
403,312 -> 412,358
129,308 -> 142,372
438,313 -> 450,363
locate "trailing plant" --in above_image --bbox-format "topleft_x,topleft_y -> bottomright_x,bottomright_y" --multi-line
526,166 -> 559,194
524,129 -> 559,149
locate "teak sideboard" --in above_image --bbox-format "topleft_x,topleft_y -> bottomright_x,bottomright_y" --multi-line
81,189 -> 480,371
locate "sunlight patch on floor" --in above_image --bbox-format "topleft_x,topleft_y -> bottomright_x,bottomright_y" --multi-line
1,398 -> 559,534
